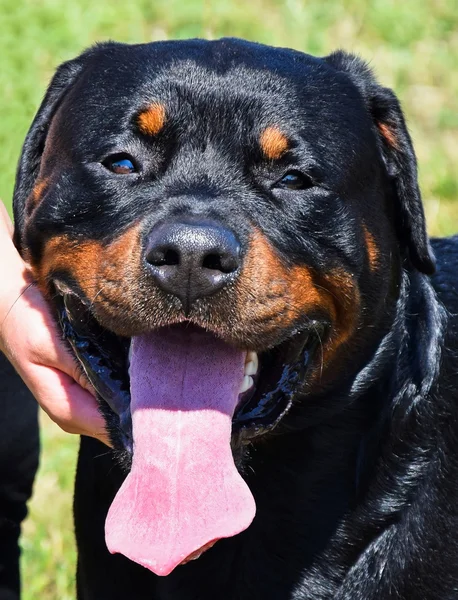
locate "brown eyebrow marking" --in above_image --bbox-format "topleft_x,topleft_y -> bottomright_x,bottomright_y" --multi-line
137,103 -> 167,135
260,126 -> 289,160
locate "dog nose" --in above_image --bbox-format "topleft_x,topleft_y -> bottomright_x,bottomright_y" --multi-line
145,221 -> 241,309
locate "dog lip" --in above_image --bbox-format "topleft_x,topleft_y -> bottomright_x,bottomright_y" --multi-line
53,277 -> 92,307
53,280 -> 83,302
232,326 -> 321,443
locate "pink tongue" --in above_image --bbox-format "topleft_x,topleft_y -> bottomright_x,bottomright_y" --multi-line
105,326 -> 256,576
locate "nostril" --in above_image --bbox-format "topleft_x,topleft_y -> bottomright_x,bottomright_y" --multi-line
202,252 -> 239,274
163,249 -> 180,266
202,253 -> 223,271
146,247 -> 180,267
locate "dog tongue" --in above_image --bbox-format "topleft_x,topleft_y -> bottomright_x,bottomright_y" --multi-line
105,326 -> 256,576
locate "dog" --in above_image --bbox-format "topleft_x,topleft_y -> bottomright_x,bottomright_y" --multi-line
12,38 -> 458,599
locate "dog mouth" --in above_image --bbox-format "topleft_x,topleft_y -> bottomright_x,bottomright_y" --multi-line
55,288 -> 322,575
57,290 -> 322,451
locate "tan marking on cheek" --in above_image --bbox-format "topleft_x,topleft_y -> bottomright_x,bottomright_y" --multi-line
237,230 -> 359,360
377,122 -> 398,149
236,231 -> 324,329
260,127 -> 289,160
318,269 -> 360,356
34,236 -> 100,296
137,103 -> 166,135
34,225 -> 143,314
362,225 -> 379,272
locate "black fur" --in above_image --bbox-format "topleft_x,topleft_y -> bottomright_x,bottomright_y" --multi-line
12,39 -> 458,599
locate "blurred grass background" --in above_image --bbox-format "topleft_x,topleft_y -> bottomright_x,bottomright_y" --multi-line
0,0 -> 456,598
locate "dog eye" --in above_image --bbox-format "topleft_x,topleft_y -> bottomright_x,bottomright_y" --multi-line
102,154 -> 137,174
277,171 -> 313,190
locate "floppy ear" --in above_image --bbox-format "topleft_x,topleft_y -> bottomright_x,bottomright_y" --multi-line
324,51 -> 435,275
12,54 -> 89,253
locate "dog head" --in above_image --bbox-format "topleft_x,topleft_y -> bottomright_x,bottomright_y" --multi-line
13,38 -> 434,574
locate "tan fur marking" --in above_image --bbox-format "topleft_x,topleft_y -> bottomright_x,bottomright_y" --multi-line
33,224 -> 143,335
260,127 -> 289,160
377,122 -> 398,149
362,225 -> 379,272
27,178 -> 49,212
137,103 -> 166,135
36,227 -> 141,293
237,230 -> 359,362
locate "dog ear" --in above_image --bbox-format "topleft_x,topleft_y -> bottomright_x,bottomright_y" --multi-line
12,53 -> 89,252
324,51 -> 435,275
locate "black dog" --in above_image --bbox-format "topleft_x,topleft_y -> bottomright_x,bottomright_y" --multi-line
12,38 -> 458,599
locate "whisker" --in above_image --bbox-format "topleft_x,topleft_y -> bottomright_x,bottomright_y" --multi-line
310,320 -> 324,380
94,449 -> 113,460
89,285 -> 106,310
1,281 -> 36,328
313,282 -> 339,303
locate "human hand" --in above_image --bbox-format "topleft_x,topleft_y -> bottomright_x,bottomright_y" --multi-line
0,201 -> 111,446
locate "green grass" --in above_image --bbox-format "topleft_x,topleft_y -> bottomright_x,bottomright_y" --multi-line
1,1 -> 455,598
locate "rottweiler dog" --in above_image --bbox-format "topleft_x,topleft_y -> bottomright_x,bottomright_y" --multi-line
12,38 -> 458,599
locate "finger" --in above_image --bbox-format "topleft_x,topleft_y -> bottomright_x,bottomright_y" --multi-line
3,281 -> 96,396
25,362 -> 112,447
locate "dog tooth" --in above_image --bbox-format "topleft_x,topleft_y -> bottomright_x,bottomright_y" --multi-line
246,351 -> 257,363
239,375 -> 254,394
244,362 -> 256,376
244,353 -> 259,376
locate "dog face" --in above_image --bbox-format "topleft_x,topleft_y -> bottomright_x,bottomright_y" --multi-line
13,38 -> 434,574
